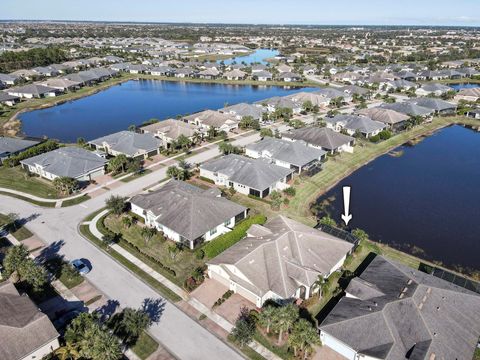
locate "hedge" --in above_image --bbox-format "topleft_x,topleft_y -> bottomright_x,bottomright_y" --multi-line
3,140 -> 59,167
203,215 -> 267,259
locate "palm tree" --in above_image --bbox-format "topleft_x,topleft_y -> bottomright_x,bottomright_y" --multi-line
166,165 -> 181,180
192,132 -> 202,145
140,227 -> 157,244
122,216 -> 133,229
288,319 -> 320,359
272,304 -> 298,344
55,342 -> 81,360
257,306 -> 276,334
6,212 -> 19,231
119,308 -> 152,345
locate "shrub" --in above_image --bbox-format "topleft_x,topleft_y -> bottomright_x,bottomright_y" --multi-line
3,140 -> 59,167
195,249 -> 205,260
283,187 -> 296,197
202,215 -> 267,259
379,129 -> 392,140
369,135 -> 380,143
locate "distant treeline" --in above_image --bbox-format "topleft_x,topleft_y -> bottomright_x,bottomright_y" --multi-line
0,47 -> 68,73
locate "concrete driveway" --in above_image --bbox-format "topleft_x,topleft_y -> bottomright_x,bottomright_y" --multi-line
191,278 -> 229,309
215,293 -> 257,324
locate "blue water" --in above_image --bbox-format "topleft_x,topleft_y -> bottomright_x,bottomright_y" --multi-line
315,125 -> 480,270
219,49 -> 279,65
449,83 -> 480,91
20,79 -> 311,142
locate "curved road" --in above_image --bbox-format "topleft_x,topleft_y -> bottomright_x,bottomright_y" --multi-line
0,133 -> 264,360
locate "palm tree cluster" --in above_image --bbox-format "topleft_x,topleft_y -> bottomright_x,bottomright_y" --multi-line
56,307 -> 152,360
53,177 -> 79,196
2,245 -> 47,291
166,159 -> 191,180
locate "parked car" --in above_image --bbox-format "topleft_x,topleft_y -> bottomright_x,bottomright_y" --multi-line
71,259 -> 91,275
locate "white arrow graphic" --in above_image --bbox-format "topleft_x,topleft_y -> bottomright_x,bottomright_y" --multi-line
341,186 -> 352,226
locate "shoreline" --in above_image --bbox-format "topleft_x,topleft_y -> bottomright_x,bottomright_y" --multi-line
1,74 -> 319,137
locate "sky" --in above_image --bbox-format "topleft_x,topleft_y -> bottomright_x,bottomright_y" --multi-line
0,0 -> 479,27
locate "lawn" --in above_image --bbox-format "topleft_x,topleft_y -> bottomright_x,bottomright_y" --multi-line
0,213 -> 33,241
61,194 -> 91,207
0,166 -> 58,199
44,257 -> 84,289
130,331 -> 159,360
103,214 -> 205,286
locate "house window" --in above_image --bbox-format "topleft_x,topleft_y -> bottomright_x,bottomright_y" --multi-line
224,219 -> 231,227
209,227 -> 218,236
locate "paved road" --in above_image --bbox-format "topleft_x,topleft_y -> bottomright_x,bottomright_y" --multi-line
0,133 -> 266,360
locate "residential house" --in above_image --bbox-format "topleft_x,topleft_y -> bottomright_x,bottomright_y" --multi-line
40,78 -> 81,92
314,87 -> 353,103
0,137 -> 40,162
200,154 -> 293,198
415,83 -> 452,97
7,84 -> 59,99
286,92 -> 330,108
385,79 -> 417,91
207,216 -> 354,307
454,87 -> 480,102
9,69 -> 37,81
89,131 -> 162,158
356,108 -> 409,129
0,73 -> 19,87
252,70 -> 273,81
220,103 -> 266,121
128,64 -> 149,74
0,92 -> 20,106
223,69 -> 247,80
0,281 -> 60,360
130,180 -> 247,249
245,137 -> 326,173
197,68 -> 220,80
466,109 -> 480,119
256,96 -> 302,114
277,72 -> 302,82
282,127 -> 355,154
380,102 -> 435,118
409,98 -> 456,115
325,114 -> 386,138
319,256 -> 480,360
148,66 -> 173,76
276,64 -> 293,73
21,147 -> 107,182
184,110 -> 239,132
141,119 -> 199,148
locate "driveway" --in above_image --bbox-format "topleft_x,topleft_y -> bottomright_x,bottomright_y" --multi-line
312,345 -> 348,360
191,278 -> 229,309
215,293 -> 257,325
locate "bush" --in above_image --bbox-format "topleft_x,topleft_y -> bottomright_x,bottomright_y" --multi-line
202,215 -> 267,259
198,176 -> 215,184
3,140 -> 59,167
283,187 -> 296,197
379,130 -> 392,140
369,135 -> 380,143
195,249 -> 205,260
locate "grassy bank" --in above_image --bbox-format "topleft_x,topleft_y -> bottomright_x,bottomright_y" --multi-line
0,166 -> 58,199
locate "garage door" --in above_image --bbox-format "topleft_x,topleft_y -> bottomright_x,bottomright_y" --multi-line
236,284 -> 258,304
210,271 -> 230,287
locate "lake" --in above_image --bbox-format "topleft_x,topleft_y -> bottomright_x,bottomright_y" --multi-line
315,125 -> 480,271
20,79 -> 311,142
219,48 -> 279,65
449,83 -> 480,91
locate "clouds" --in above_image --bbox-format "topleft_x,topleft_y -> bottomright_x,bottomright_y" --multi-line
0,0 -> 479,26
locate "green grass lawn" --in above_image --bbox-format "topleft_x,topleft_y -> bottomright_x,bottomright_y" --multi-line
44,257 -> 84,289
104,214 -> 205,286
0,213 -> 33,240
61,194 -> 91,207
0,166 -> 59,199
130,331 -> 159,360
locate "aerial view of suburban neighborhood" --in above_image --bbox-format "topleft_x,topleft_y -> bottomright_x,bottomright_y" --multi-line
1,1 -> 480,360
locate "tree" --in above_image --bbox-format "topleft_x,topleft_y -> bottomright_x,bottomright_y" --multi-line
218,142 -> 241,155
128,124 -> 137,132
168,243 -> 181,260
2,244 -> 29,277
53,177 -> 79,195
20,259 -> 48,291
272,304 -> 298,344
319,215 -> 337,227
105,195 -> 128,216
239,116 -> 260,130
257,306 -> 276,334
141,227 -> 157,244
55,342 -> 81,360
207,126 -> 217,139
288,319 -> 320,358
116,308 -> 152,345
192,132 -> 203,145
108,154 -> 129,174
122,216 -> 133,229
352,228 -> 369,242
176,134 -> 192,151
230,307 -> 256,348
76,137 -> 86,146
6,212 -> 19,231
302,100 -> 313,113
259,128 -> 273,138
102,232 -> 117,247
178,160 -> 192,180
166,165 -> 181,180
270,191 -> 283,210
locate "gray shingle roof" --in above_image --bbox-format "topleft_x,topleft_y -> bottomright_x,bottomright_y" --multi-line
246,137 -> 325,167
409,98 -> 456,112
130,180 -> 246,241
281,127 -> 354,151
220,103 -> 266,119
0,137 -> 40,158
89,131 -> 162,157
320,256 -> 480,360
380,102 -> 434,117
0,282 -> 59,360
326,114 -> 386,135
7,84 -> 58,96
357,108 -> 409,125
21,147 -> 107,179
141,119 -> 197,140
208,216 -> 353,298
200,154 -> 293,191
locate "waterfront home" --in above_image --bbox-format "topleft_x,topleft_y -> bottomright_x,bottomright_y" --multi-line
380,102 -> 435,118
282,127 -> 355,154
140,119 -> 199,148
223,69 -> 247,80
128,64 -> 149,74
174,67 -> 196,78
319,256 -> 480,360
339,85 -> 371,98
286,91 -> 330,108
130,180 -> 247,249
148,66 -> 174,76
466,109 -> 480,119
0,92 -> 20,106
277,64 -> 293,73
325,114 -> 386,138
40,78 -> 81,91
314,87 -> 353,103
256,96 -> 302,113
356,108 -> 409,129
252,70 -> 273,82
276,72 -> 302,82
0,281 -> 60,360
409,98 -> 456,115
454,87 -> 480,102
251,64 -> 268,73
220,103 -> 266,121
245,137 -> 326,173
197,68 -> 220,79
0,73 -> 19,87
89,131 -> 162,159
415,83 -> 452,97
207,216 -> 354,307
200,154 -> 293,198
183,110 -> 239,132
31,66 -> 60,77
21,147 -> 107,182
0,137 -> 40,162
9,69 -> 37,81
7,84 -> 60,99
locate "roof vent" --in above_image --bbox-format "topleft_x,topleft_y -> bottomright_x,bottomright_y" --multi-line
283,246 -> 289,251
436,306 -> 440,311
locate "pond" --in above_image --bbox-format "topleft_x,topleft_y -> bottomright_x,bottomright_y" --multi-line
449,83 -> 480,91
315,125 -> 480,271
19,79 -> 311,142
219,48 -> 279,65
